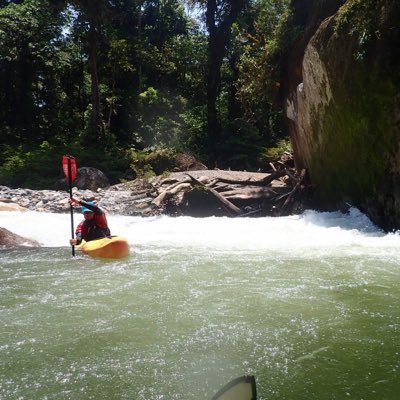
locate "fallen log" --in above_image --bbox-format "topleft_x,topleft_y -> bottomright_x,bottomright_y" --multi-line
284,169 -> 299,185
202,170 -> 287,187
152,182 -> 192,207
261,169 -> 287,185
153,176 -> 211,207
278,169 -> 306,216
222,187 -> 278,201
147,165 -> 307,217
160,177 -> 191,192
211,184 -> 231,192
186,173 -> 242,216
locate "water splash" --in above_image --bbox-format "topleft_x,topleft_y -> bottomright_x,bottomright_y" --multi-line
1,208 -> 399,258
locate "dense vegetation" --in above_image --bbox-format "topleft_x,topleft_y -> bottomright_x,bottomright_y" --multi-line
0,0 -> 292,189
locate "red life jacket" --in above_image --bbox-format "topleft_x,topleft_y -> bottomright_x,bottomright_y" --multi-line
76,212 -> 110,242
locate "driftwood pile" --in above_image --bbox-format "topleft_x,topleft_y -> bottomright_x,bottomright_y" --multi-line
150,153 -> 308,217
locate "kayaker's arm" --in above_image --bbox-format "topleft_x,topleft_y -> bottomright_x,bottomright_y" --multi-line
69,221 -> 84,245
74,222 -> 84,245
79,200 -> 103,215
70,197 -> 103,215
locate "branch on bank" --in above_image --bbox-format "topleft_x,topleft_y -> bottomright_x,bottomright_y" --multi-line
149,154 -> 311,218
186,173 -> 242,216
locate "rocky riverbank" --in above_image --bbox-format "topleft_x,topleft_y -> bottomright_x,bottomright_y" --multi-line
1,168 -> 316,247
0,168 -> 310,218
0,181 -> 159,216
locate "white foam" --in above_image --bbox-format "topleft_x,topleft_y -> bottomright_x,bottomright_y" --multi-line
1,208 -> 399,258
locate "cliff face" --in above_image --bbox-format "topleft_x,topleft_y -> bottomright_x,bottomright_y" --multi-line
284,0 -> 400,230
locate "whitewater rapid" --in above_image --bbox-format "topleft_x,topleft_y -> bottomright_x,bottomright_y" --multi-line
2,208 -> 400,400
1,208 -> 399,258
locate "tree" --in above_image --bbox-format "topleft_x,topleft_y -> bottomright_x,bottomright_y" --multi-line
0,0 -> 67,144
66,0 -> 110,144
204,0 -> 249,159
236,0 -> 290,141
66,0 -> 190,147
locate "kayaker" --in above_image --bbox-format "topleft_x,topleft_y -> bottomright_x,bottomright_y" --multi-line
69,197 -> 111,245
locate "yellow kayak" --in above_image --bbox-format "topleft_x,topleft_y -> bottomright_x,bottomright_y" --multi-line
79,236 -> 130,259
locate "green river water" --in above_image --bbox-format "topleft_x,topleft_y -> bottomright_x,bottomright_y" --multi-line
1,210 -> 399,399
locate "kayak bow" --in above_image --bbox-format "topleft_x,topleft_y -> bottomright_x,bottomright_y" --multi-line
79,236 -> 130,259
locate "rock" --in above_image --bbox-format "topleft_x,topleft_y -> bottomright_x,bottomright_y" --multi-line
175,153 -> 208,171
74,167 -> 110,191
283,0 -> 400,231
0,227 -> 40,248
0,201 -> 28,212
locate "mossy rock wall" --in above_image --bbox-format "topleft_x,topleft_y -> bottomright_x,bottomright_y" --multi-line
290,0 -> 400,230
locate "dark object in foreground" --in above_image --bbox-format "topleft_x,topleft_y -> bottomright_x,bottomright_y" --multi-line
211,375 -> 257,400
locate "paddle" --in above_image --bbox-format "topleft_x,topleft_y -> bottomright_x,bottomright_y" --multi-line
62,155 -> 77,256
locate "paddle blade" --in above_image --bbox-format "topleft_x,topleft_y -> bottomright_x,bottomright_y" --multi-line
62,155 -> 77,184
211,376 -> 257,400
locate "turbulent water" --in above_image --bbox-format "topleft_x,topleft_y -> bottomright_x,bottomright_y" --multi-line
1,209 -> 400,399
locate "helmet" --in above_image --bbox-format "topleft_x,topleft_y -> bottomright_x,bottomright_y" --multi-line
82,201 -> 95,214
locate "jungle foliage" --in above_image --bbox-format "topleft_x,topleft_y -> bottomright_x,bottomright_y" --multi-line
0,0 -> 291,188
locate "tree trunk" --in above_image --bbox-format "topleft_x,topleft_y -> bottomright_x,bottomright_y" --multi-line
87,21 -> 103,143
206,34 -> 224,150
205,0 -> 249,161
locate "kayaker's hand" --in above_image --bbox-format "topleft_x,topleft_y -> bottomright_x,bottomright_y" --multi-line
69,197 -> 80,206
70,238 -> 77,246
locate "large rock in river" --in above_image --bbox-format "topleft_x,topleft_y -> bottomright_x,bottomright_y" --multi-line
74,167 -> 110,191
284,0 -> 400,230
0,201 -> 28,212
0,227 -> 40,248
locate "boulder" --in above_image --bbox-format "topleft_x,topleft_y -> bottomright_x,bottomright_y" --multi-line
74,167 -> 110,191
175,153 -> 208,171
0,227 -> 40,248
0,201 -> 28,212
283,0 -> 400,230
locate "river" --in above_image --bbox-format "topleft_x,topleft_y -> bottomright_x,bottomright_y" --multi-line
1,209 -> 399,399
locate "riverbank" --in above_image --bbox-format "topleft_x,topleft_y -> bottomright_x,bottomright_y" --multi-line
0,181 -> 157,216
0,168 -> 311,218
